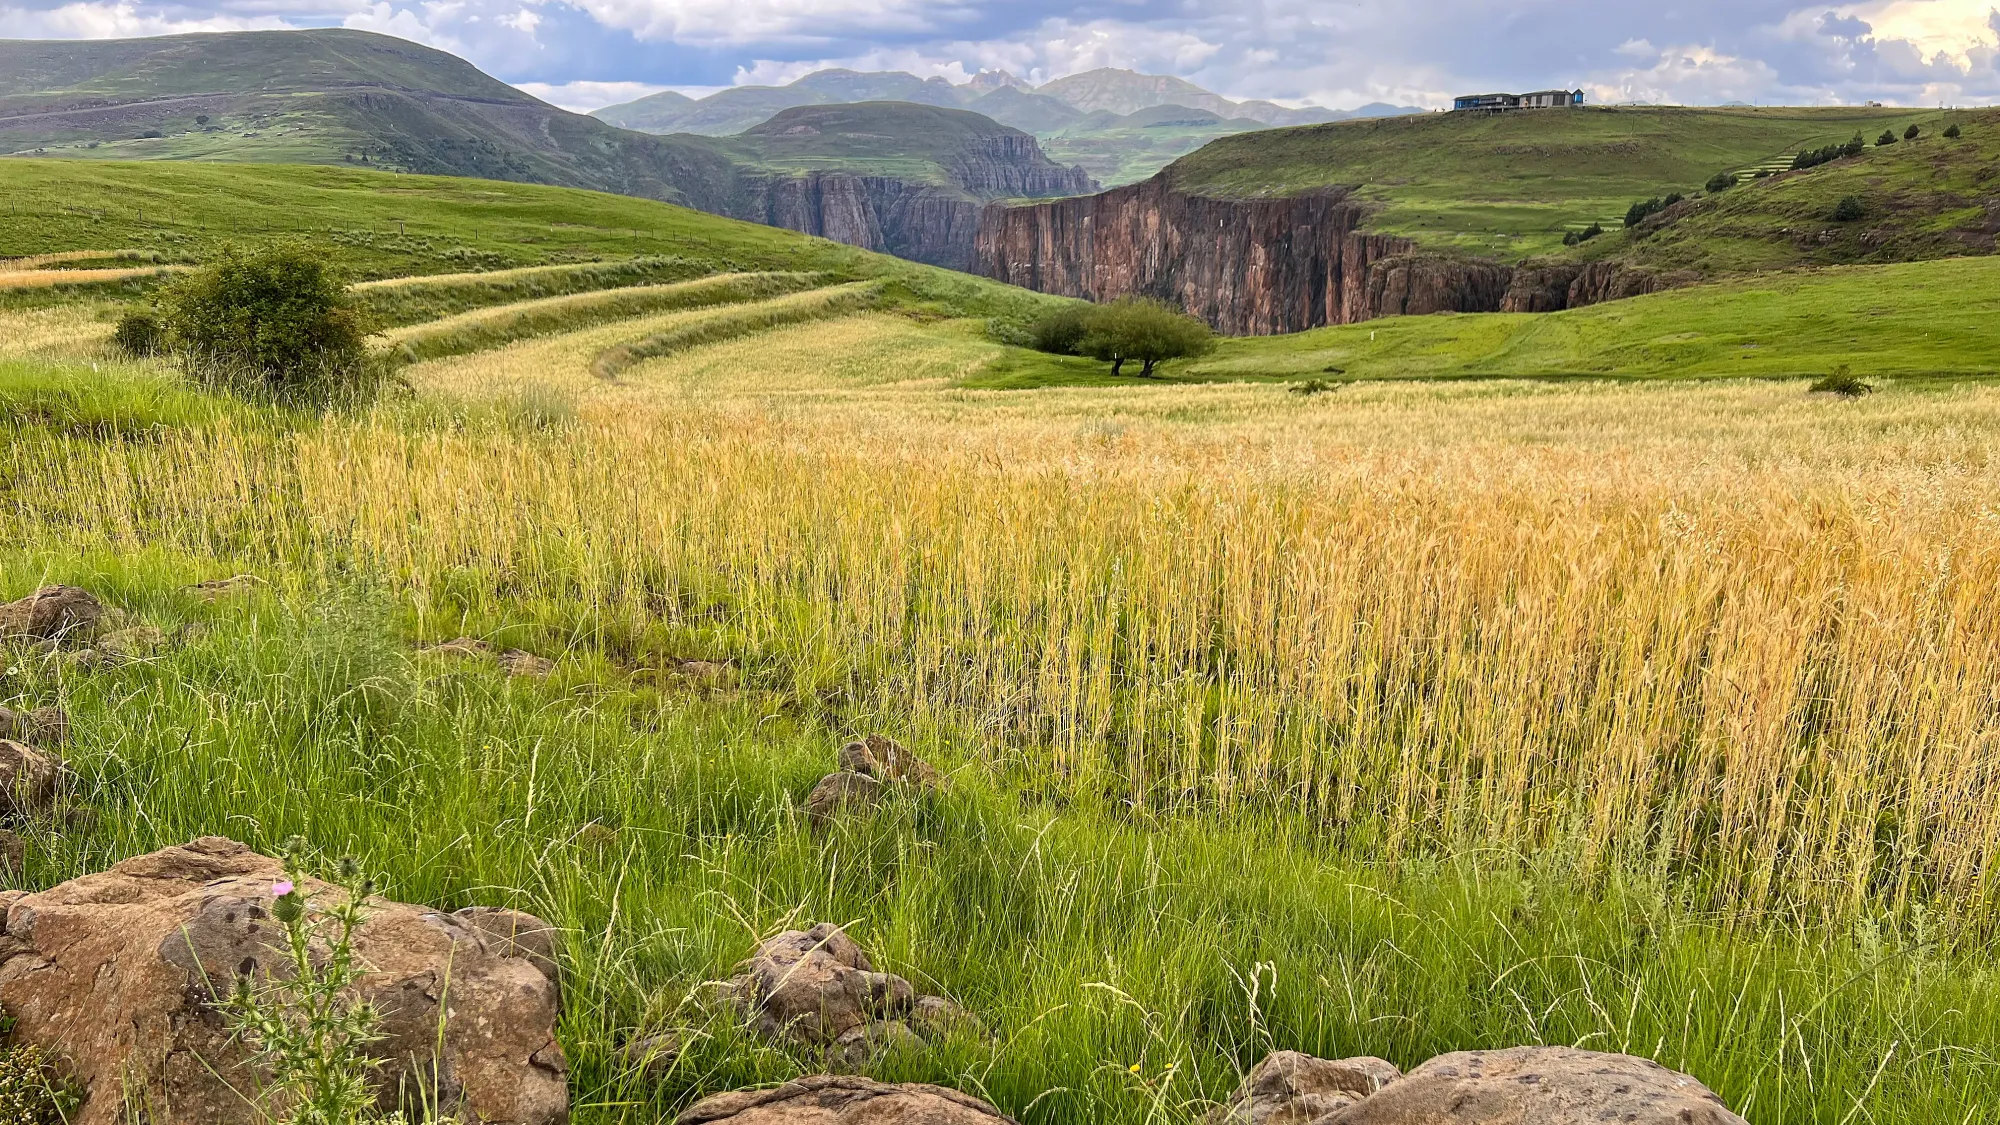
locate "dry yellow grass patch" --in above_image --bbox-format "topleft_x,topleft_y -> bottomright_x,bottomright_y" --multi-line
0,305 -> 119,359
377,273 -> 771,348
353,260 -> 643,291
0,265 -> 187,290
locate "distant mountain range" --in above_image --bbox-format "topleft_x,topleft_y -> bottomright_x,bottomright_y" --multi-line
0,30 -> 1088,270
594,68 -> 1424,185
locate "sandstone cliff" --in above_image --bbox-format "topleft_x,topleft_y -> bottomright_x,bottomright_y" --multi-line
975,177 -> 1695,335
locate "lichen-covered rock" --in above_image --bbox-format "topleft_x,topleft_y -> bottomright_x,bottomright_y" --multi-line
1204,1051 -> 1400,1125
678,1075 -> 1017,1125
839,735 -> 945,789
0,706 -> 68,748
805,771 -> 886,826
454,905 -> 562,1002
1317,1046 -> 1746,1125
0,740 -> 60,816
0,586 -> 103,644
0,836 -> 569,1125
738,922 -> 915,1044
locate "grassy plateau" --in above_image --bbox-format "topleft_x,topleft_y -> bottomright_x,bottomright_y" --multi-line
4,154 -> 2000,1125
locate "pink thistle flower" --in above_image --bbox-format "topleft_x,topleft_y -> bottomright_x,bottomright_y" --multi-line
272,880 -> 295,897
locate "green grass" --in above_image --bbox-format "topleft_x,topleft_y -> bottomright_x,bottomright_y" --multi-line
967,255 -> 2000,388
0,159 -> 1069,330
1167,105 -> 1952,258
1,363 -> 1996,1123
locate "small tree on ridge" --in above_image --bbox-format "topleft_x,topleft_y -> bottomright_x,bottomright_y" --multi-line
1078,297 -> 1216,377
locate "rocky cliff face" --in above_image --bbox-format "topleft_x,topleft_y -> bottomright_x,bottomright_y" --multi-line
976,177 -> 1691,335
975,179 -> 1415,335
720,125 -> 1093,271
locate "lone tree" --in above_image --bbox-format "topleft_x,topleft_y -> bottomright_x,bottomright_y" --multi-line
1876,129 -> 1898,146
1705,170 -> 1737,193
1904,123 -> 1921,140
158,243 -> 378,405
1078,297 -> 1216,377
1832,195 -> 1866,222
1944,123 -> 1962,138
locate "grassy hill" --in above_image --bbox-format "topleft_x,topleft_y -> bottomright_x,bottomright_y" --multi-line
691,102 -> 1089,193
0,29 -> 756,212
0,158 -> 1064,325
1165,105 -> 1947,257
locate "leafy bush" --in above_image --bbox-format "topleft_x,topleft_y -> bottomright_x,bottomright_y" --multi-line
1289,379 -> 1336,396
1077,297 -> 1216,377
113,310 -> 167,356
158,243 -> 380,405
1832,195 -> 1866,222
1028,305 -> 1096,355
1904,124 -> 1920,141
1944,123 -> 1962,139
1876,130 -> 1897,146
1624,197 -> 1665,228
1705,171 -> 1738,193
1810,366 -> 1873,397
1563,222 -> 1606,247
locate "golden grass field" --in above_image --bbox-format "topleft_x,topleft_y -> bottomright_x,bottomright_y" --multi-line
11,280 -> 2000,929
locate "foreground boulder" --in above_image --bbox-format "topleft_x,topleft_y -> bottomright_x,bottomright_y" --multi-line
0,836 -> 569,1125
1206,1051 -> 1400,1124
1318,1046 -> 1747,1125
678,1075 -> 1017,1124
0,586 -> 104,644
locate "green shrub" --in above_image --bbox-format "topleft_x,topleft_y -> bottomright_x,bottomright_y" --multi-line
1876,130 -> 1897,146
1832,195 -> 1866,222
1029,305 -> 1096,355
1904,124 -> 1920,140
1944,123 -> 1962,139
113,309 -> 167,357
158,243 -> 381,405
1077,297 -> 1216,377
1811,366 -> 1873,396
1705,171 -> 1737,193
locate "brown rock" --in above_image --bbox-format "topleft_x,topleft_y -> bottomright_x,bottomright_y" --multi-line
498,649 -> 556,678
1317,1046 -> 1746,1125
678,1075 -> 1017,1124
454,905 -> 562,999
805,771 -> 886,826
0,739 -> 60,815
185,574 -> 267,600
839,735 -> 945,789
829,1019 -> 925,1069
909,994 -> 982,1039
0,836 -> 569,1125
94,625 -> 167,662
739,922 -> 915,1044
1204,1051 -> 1400,1125
0,706 -> 68,747
424,636 -> 496,658
0,828 -> 23,873
620,1033 -> 682,1081
0,585 -> 104,644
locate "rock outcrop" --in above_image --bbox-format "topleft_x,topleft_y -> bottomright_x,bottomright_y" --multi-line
0,739 -> 61,816
977,178 -> 1699,335
722,922 -> 978,1068
678,1075 -> 1018,1125
1205,1051 -> 1401,1125
0,837 -> 569,1125
0,585 -> 104,644
0,705 -> 68,748
1313,1046 -> 1746,1125
805,735 -> 946,826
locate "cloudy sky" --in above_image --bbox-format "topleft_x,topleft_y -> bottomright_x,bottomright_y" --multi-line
2,0 -> 1997,112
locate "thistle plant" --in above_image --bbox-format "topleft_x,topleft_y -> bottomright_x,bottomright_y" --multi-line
220,838 -> 387,1125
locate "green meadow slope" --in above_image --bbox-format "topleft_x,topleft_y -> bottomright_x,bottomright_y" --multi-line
1165,104 -> 1953,257
0,158 -> 1063,326
969,255 -> 2000,387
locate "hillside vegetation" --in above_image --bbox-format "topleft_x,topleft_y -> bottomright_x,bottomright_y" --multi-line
1166,104 -> 1947,257
7,149 -> 2000,1124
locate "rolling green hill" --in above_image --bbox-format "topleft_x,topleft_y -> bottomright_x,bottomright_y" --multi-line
0,157 -> 1064,327
0,28 -> 753,212
1165,105 -> 1948,258
692,102 -> 1091,192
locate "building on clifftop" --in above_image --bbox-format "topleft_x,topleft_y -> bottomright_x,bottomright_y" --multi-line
1452,89 -> 1586,112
